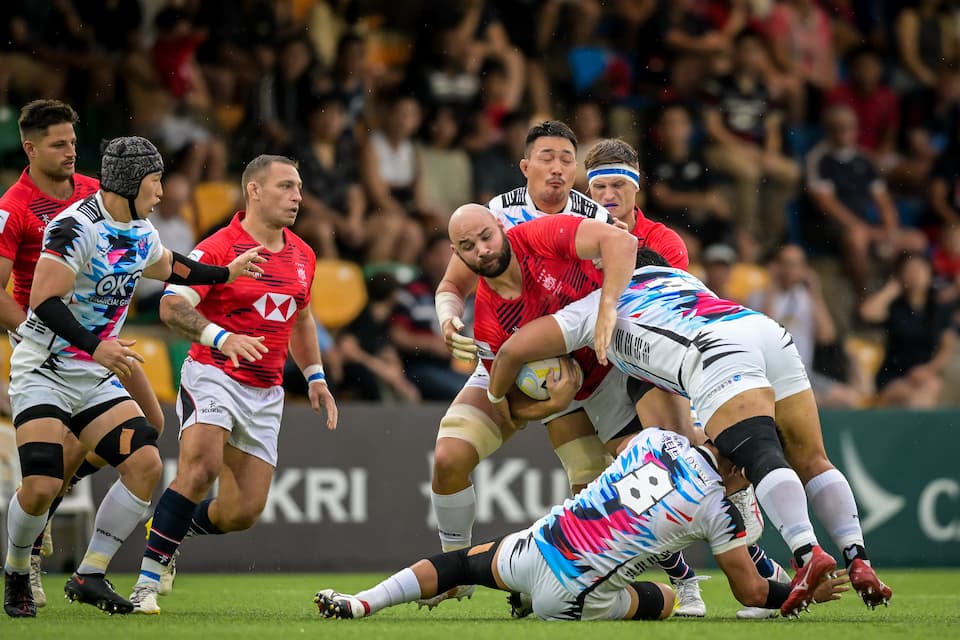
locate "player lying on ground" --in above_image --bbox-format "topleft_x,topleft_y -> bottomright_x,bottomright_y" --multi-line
315,427 -> 849,620
486,247 -> 892,611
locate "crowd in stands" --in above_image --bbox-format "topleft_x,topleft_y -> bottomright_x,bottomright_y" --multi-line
3,0 -> 960,408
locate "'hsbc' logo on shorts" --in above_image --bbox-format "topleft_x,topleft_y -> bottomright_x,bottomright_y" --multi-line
253,292 -> 297,321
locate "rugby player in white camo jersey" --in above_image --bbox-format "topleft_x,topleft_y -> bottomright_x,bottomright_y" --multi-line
315,427 -> 850,621
486,247 -> 893,614
3,137 -> 262,618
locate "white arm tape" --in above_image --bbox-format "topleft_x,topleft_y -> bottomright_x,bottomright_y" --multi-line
163,284 -> 202,307
435,291 -> 466,328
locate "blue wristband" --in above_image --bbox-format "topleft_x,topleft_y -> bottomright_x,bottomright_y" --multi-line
308,371 -> 326,383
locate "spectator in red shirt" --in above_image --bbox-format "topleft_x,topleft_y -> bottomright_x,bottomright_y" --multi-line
827,46 -> 900,162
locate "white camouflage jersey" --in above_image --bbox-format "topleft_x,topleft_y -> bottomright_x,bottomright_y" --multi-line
488,187 -> 611,230
529,428 -> 745,597
17,192 -> 164,359
555,266 -> 760,396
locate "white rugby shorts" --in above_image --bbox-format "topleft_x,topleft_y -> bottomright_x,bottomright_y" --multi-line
496,528 -> 633,621
463,359 -> 489,389
9,339 -> 131,427
686,314 -> 810,427
542,367 -> 640,443
177,357 -> 284,466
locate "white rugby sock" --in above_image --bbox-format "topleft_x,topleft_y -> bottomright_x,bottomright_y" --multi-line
432,486 -> 476,552
805,469 -> 864,552
77,480 -> 150,575
755,468 -> 818,554
355,567 -> 422,613
4,494 -> 48,574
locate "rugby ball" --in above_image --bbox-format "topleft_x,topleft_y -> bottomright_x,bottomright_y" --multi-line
515,357 -> 581,400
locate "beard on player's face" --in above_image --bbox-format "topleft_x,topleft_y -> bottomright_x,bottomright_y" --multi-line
460,234 -> 512,278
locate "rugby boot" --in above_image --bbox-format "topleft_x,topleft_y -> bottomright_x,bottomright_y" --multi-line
64,573 -> 134,614
4,571 -> 36,618
315,589 -> 370,619
780,546 -> 836,618
848,559 -> 892,609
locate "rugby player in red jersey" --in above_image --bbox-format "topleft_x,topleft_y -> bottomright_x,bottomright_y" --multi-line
129,155 -> 338,615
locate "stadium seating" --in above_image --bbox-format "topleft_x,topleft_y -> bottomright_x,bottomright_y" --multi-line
187,181 -> 241,236
727,263 -> 770,303
124,333 -> 177,403
846,335 -> 885,392
311,259 -> 367,330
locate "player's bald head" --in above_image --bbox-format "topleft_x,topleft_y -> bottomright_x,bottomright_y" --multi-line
448,204 -> 511,278
448,203 -> 499,244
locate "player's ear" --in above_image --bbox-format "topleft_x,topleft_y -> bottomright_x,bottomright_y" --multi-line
519,157 -> 529,177
22,140 -> 35,157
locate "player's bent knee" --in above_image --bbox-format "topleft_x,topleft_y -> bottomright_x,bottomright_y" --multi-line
124,445 -> 163,481
219,509 -> 261,532
713,416 -> 788,486
628,581 -> 671,620
94,416 -> 159,468
428,537 -> 504,594
436,403 -> 502,464
553,436 -> 609,489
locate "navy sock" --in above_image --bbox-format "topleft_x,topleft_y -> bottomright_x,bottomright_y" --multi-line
657,551 -> 696,582
749,544 -> 776,578
188,498 -> 225,536
143,489 -> 197,572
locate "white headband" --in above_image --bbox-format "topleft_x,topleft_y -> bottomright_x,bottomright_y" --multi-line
587,163 -> 640,189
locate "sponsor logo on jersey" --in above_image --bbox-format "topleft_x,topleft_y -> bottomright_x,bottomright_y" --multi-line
253,292 -> 297,321
0,209 -> 9,234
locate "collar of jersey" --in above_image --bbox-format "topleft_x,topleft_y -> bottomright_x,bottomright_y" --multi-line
94,191 -> 142,228
524,188 -> 578,214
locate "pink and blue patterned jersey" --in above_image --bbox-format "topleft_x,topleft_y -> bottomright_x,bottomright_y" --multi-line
488,187 -> 611,230
555,266 -> 759,397
18,192 -> 164,359
531,428 -> 745,596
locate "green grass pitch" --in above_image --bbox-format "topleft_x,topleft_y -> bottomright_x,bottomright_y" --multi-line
8,569 -> 960,640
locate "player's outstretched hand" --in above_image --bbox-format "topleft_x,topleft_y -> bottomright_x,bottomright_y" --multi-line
812,569 -> 851,604
94,338 -> 144,379
226,246 -> 267,283
443,317 -> 478,362
309,379 -> 338,430
593,304 -> 617,365
221,334 -> 269,368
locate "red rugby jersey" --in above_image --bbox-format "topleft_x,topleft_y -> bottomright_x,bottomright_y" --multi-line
473,215 -> 610,401
0,169 -> 99,310
177,212 -> 316,388
630,206 -> 689,270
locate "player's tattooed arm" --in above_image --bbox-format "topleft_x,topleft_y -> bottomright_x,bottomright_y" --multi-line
160,293 -> 268,366
159,294 -> 210,341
